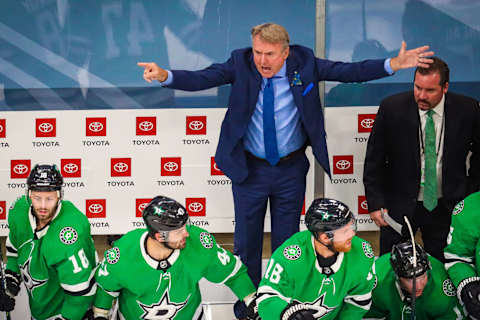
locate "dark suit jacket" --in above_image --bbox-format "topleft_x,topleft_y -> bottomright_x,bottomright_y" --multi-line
168,45 -> 389,183
364,91 -> 480,222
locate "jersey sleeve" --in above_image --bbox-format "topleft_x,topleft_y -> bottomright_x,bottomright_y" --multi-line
51,226 -> 97,320
337,259 -> 375,319
257,252 -> 295,320
195,230 -> 255,300
93,247 -> 123,311
5,197 -> 26,274
444,197 -> 480,287
430,258 -> 465,320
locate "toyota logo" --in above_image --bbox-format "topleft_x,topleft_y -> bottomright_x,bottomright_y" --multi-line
38,122 -> 53,133
335,160 -> 351,170
0,207 -> 3,215
0,125 -> 3,133
139,121 -> 153,132
188,202 -> 203,212
63,163 -> 78,174
89,122 -> 104,132
163,162 -> 178,172
188,120 -> 204,131
138,203 -> 148,212
361,200 -> 368,210
213,163 -> 220,171
88,204 -> 104,214
13,164 -> 28,174
361,118 -> 375,129
113,162 -> 129,173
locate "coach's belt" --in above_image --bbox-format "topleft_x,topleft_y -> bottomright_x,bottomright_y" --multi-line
246,144 -> 306,165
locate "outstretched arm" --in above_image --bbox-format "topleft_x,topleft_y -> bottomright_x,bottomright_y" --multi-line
389,41 -> 434,72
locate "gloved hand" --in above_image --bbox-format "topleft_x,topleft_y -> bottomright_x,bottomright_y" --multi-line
0,289 -> 15,312
5,270 -> 20,296
245,298 -> 260,320
458,277 -> 480,320
281,302 -> 315,320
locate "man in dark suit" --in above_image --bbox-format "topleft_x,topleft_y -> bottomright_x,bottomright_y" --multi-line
364,57 -> 480,262
138,23 -> 432,317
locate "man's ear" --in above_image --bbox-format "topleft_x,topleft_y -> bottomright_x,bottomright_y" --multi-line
318,232 -> 331,244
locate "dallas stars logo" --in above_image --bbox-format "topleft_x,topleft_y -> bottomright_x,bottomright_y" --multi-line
20,257 -> 47,294
321,211 -> 330,221
291,293 -> 335,318
138,290 -> 188,319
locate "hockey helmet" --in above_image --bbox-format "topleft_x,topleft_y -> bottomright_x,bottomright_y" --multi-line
27,164 -> 63,192
390,241 -> 431,278
142,196 -> 189,236
305,198 -> 356,239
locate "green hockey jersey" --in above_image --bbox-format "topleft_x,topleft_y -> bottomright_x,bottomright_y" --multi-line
444,192 -> 480,289
257,231 -> 375,320
94,226 -> 255,319
6,195 -> 97,320
365,253 -> 463,319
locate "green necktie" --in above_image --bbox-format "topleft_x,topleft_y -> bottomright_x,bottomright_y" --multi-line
423,110 -> 438,211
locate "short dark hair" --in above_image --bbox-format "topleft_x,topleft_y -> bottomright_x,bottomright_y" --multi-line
414,56 -> 449,87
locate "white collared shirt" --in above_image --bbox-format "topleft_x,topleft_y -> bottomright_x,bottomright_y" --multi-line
418,94 -> 445,201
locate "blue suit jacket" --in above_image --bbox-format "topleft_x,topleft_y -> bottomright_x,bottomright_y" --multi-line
168,45 -> 389,183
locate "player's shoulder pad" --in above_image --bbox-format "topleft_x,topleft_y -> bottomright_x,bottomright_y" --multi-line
9,195 -> 28,211
352,237 -> 375,260
188,225 -> 216,250
103,229 -> 143,265
428,256 -> 456,297
275,231 -> 309,263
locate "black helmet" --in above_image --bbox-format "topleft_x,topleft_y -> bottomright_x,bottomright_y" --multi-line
27,164 -> 63,192
142,196 -> 189,236
305,198 -> 355,237
390,241 -> 431,278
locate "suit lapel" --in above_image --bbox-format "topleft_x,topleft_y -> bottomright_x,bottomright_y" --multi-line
442,93 -> 455,174
286,55 -> 304,111
248,57 -> 262,117
407,98 -> 421,172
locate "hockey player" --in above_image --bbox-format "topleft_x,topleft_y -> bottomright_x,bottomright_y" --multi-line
0,164 -> 97,319
366,241 -> 463,319
257,198 -> 376,320
92,195 -> 258,320
444,192 -> 480,319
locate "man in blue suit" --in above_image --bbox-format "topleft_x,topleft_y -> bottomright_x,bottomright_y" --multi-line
138,22 -> 432,317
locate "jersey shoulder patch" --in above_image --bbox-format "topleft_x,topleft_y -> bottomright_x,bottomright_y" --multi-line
442,278 -> 456,296
283,245 -> 302,260
105,247 -> 121,264
59,226 -> 78,245
452,200 -> 464,216
199,232 -> 214,249
362,241 -> 375,258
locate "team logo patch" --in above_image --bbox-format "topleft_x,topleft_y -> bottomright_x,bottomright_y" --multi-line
453,200 -> 464,215
283,245 -> 302,260
200,232 -> 213,249
106,247 -> 120,264
362,242 -> 374,258
59,227 -> 78,245
443,279 -> 456,296
372,275 -> 378,290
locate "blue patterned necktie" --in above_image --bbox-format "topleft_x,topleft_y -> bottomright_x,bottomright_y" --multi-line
263,78 -> 280,165
423,110 -> 438,211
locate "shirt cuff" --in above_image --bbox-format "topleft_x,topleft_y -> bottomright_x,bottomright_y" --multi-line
160,70 -> 173,86
384,58 -> 394,75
